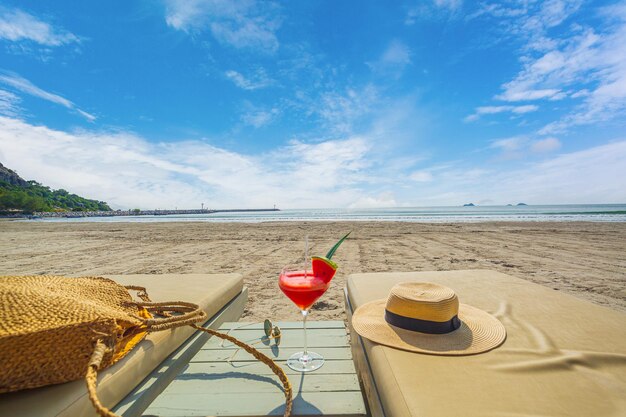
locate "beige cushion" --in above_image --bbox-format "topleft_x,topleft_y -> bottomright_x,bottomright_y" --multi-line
347,270 -> 626,417
0,274 -> 243,417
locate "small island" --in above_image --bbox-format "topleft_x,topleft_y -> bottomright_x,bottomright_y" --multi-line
463,203 -> 475,207
517,203 -> 528,206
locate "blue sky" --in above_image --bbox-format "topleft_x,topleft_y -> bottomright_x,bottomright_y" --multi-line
0,0 -> 624,209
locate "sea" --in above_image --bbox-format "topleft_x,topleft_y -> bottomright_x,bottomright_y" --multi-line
31,204 -> 626,223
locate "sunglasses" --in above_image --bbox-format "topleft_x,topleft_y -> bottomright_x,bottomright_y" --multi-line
226,319 -> 281,363
263,319 -> 282,344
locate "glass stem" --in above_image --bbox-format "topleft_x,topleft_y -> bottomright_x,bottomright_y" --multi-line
302,309 -> 309,358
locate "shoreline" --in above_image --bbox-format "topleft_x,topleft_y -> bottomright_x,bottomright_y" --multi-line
1,221 -> 624,320
3,204 -> 626,223
0,208 -> 280,219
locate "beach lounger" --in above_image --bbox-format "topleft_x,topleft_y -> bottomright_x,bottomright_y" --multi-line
345,269 -> 626,417
0,273 -> 247,417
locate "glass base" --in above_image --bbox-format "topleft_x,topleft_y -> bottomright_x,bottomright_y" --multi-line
286,351 -> 324,372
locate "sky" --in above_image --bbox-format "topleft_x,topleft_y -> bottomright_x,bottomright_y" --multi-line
0,0 -> 625,209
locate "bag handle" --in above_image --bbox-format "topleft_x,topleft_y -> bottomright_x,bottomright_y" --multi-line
125,286 -> 209,331
125,285 -> 209,330
86,340 -> 116,417
85,287 -> 294,417
123,285 -> 151,302
133,300 -> 208,331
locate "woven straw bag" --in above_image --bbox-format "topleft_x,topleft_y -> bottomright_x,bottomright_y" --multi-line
0,275 -> 293,417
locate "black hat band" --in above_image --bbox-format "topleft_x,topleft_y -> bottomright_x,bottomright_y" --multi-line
385,309 -> 461,334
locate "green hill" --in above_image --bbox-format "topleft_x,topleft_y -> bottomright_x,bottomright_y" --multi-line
0,163 -> 111,214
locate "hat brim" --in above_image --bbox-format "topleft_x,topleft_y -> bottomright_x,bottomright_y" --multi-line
352,299 -> 506,355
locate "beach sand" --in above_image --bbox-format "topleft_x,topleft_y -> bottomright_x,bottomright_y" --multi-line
1,221 -> 624,321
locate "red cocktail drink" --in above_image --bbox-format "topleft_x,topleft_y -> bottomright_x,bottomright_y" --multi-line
279,232 -> 349,372
278,265 -> 328,372
279,270 -> 329,310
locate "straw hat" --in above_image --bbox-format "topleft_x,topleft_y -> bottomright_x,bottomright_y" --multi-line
351,282 -> 506,355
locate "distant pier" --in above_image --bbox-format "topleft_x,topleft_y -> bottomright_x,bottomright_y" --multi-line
32,208 -> 280,218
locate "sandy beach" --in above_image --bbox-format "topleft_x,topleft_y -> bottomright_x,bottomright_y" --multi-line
1,221 -> 624,321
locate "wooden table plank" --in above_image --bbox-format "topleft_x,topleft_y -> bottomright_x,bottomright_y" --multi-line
184,360 -> 358,375
156,372 -> 360,394
219,321 -> 346,330
145,391 -> 367,417
194,347 -> 353,362
203,329 -> 348,349
204,335 -> 348,350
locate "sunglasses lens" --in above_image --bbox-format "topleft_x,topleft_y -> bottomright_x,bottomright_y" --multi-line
264,319 -> 273,337
273,326 -> 281,345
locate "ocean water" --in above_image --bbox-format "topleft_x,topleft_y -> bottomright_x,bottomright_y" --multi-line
31,204 -> 626,223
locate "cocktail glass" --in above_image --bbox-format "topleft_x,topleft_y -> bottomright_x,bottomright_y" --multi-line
279,265 -> 329,372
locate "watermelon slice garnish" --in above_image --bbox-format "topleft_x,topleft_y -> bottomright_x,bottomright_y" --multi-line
312,232 -> 351,284
311,256 -> 337,283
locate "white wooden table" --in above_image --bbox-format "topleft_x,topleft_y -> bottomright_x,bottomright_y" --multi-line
139,321 -> 367,417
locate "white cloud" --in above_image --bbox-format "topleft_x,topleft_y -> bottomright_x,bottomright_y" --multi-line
380,41 -> 411,67
75,109 -> 97,122
409,170 -> 433,182
486,140 -> 626,203
494,105 -> 538,114
495,88 -> 563,102
0,89 -> 20,117
491,137 -> 525,152
570,89 -> 590,98
531,137 -> 561,153
0,72 -> 95,121
241,107 -> 279,128
490,137 -> 527,159
489,135 -> 561,158
479,1 -> 626,133
348,193 -> 397,209
518,0 -> 583,46
0,7 -> 80,46
404,6 -> 422,25
434,0 -> 462,11
541,9 -> 626,133
405,0 -> 463,25
278,137 -> 371,186
0,117 -> 380,209
225,68 -> 273,90
495,28 -> 599,103
0,72 -> 70,107
0,116 -> 622,208
398,140 -> 626,205
164,0 -> 281,53
464,104 -> 538,121
367,40 -> 411,76
470,0 -> 582,49
316,85 -> 379,134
